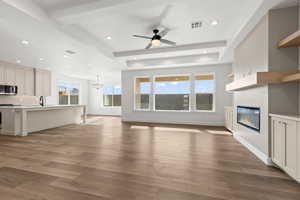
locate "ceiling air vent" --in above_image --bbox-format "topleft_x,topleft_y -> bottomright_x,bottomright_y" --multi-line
65,50 -> 76,55
191,21 -> 202,29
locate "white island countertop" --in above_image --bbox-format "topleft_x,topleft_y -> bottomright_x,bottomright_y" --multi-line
0,104 -> 86,111
0,105 -> 87,136
269,113 -> 300,121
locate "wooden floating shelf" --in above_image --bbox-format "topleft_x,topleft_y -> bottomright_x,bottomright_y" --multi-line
226,70 -> 300,92
278,30 -> 300,48
282,72 -> 300,82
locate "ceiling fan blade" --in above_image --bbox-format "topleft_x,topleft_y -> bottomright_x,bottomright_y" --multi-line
159,28 -> 170,38
145,42 -> 152,49
133,35 -> 152,39
160,39 -> 176,46
149,5 -> 173,30
158,5 -> 173,25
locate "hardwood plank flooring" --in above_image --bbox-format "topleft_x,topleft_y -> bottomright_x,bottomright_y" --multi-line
0,116 -> 299,200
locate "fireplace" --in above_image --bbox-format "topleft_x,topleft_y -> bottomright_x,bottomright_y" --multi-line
237,106 -> 260,132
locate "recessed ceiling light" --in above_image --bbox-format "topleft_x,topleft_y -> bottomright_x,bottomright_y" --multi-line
211,20 -> 219,26
106,36 -> 112,40
39,58 -> 44,61
63,55 -> 69,58
203,50 -> 208,54
21,40 -> 29,45
16,59 -> 21,63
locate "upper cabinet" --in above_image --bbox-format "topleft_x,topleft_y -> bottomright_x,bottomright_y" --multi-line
0,61 -> 50,97
0,61 -> 16,85
34,69 -> 52,97
15,67 -> 35,96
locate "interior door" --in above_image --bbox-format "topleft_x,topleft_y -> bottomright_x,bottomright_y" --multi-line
272,118 -> 284,168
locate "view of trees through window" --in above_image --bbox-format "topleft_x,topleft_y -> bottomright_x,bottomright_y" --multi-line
103,85 -> 122,107
135,77 -> 151,110
154,76 -> 190,111
58,82 -> 80,105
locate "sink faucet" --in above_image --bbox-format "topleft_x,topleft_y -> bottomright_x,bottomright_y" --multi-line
39,96 -> 45,106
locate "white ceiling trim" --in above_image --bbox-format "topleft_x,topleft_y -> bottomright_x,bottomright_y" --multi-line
113,40 -> 227,57
126,52 -> 220,68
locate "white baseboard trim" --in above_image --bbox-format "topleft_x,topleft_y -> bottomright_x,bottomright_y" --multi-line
233,133 -> 273,166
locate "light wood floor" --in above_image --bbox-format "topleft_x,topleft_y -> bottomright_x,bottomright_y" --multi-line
0,116 -> 299,200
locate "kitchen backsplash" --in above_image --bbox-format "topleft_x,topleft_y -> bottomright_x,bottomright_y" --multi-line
0,96 -> 39,105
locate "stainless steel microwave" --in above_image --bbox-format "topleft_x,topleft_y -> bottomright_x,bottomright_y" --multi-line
0,85 -> 18,95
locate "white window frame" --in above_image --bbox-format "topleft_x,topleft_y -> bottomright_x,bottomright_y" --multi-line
57,81 -> 81,105
102,85 -> 122,108
193,73 -> 216,113
153,74 -> 191,112
134,76 -> 152,111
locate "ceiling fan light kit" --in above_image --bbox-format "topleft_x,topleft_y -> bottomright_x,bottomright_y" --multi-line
133,28 -> 176,49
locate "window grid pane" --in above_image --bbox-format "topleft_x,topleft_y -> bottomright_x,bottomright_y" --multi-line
195,74 -> 214,111
154,76 -> 190,111
103,85 -> 122,107
135,78 -> 151,110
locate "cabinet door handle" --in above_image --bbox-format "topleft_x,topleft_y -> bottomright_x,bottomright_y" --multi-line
284,122 -> 287,167
272,120 -> 275,158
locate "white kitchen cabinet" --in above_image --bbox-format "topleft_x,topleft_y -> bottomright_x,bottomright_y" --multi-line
15,67 -> 35,96
34,69 -> 51,97
0,61 -> 16,85
270,114 -> 299,182
24,68 -> 34,96
5,64 -> 16,85
225,107 -> 233,132
15,67 -> 25,95
0,65 -> 6,84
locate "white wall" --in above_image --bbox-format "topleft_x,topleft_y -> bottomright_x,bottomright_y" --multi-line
87,81 -> 121,116
121,64 -> 233,126
233,6 -> 299,164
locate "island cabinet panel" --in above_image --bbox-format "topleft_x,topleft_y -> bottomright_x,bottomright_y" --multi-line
34,69 -> 51,97
270,114 -> 300,182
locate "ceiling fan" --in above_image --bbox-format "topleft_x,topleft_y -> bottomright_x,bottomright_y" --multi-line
133,29 -> 176,49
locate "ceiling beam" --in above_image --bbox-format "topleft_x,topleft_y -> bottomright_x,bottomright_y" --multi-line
113,40 -> 227,57
126,53 -> 220,68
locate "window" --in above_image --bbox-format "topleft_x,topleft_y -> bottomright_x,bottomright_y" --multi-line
135,77 -> 151,110
154,75 -> 190,111
195,74 -> 215,111
103,85 -> 122,107
58,82 -> 80,105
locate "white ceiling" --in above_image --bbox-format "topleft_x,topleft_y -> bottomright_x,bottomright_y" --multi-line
0,0 -> 297,82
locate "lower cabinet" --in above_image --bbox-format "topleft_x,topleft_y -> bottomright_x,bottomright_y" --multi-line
225,107 -> 233,132
271,116 -> 299,182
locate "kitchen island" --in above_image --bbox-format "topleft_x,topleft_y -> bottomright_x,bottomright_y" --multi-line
0,105 -> 86,136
